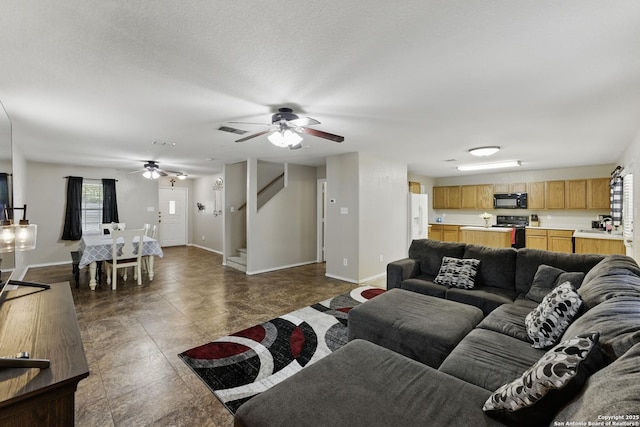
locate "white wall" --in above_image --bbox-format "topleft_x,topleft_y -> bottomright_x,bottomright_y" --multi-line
24,161 -> 160,266
618,134 -> 640,262
326,152 -> 407,283
223,161 -> 247,262
246,161 -> 318,274
11,143 -> 26,270
191,174 -> 223,253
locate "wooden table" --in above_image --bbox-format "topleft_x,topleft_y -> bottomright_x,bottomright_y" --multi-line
0,282 -> 89,426
79,234 -> 163,290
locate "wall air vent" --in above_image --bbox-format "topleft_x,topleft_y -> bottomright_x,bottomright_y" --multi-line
218,126 -> 248,135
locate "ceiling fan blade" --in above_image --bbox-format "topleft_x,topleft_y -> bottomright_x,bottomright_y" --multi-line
228,121 -> 270,125
298,127 -> 344,143
158,170 -> 168,177
288,117 -> 320,127
235,129 -> 273,143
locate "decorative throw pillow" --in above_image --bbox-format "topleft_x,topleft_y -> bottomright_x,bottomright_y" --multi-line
526,264 -> 585,303
525,282 -> 583,349
433,256 -> 480,289
483,332 -> 604,427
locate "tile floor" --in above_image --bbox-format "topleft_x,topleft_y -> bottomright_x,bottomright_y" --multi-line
23,246 -> 376,427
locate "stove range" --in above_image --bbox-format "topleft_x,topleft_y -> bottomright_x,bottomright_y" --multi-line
492,215 -> 529,248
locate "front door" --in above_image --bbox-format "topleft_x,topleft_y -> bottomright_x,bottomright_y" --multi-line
159,187 -> 187,247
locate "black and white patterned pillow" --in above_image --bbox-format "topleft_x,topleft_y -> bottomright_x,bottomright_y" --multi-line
433,256 -> 480,289
525,281 -> 582,348
483,332 -> 604,427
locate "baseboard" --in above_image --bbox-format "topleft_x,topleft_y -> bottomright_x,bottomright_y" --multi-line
187,244 -> 222,255
246,260 -> 317,276
324,273 -> 359,284
359,271 -> 386,284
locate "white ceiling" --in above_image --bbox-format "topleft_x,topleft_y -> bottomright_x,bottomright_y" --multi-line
1,1 -> 639,178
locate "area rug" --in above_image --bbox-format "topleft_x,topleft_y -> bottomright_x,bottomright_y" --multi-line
178,285 -> 385,414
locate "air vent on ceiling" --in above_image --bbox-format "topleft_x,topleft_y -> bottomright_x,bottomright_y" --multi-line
218,126 -> 248,135
444,159 -> 457,162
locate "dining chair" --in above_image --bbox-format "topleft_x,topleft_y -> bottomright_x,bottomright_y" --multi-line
101,222 -> 126,234
142,223 -> 150,235
143,224 -> 158,274
105,228 -> 145,290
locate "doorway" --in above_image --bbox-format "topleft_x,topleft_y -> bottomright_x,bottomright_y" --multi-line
159,187 -> 188,247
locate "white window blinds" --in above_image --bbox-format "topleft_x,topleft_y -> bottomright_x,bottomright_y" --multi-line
622,174 -> 633,244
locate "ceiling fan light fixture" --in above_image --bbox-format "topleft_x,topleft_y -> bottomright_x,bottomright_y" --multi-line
268,129 -> 303,148
457,160 -> 521,171
468,146 -> 500,157
143,169 -> 160,179
177,173 -> 187,180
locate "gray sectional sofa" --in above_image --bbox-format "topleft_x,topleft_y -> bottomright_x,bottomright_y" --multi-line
235,240 -> 640,427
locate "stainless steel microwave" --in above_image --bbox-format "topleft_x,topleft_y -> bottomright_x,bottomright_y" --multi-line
493,193 -> 528,209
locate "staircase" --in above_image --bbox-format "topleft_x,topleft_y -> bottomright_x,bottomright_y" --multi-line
226,248 -> 247,272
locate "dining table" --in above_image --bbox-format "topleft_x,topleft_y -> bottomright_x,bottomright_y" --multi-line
78,234 -> 164,290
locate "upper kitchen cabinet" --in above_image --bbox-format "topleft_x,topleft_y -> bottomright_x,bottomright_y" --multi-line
545,180 -> 566,209
476,184 -> 494,209
565,179 -> 587,209
493,182 -> 526,193
586,178 -> 610,209
527,182 -> 545,209
433,186 -> 461,209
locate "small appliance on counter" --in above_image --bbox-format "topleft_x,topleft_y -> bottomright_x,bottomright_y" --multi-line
530,214 -> 539,227
592,215 -> 612,230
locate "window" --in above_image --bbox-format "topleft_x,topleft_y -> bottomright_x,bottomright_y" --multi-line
81,181 -> 103,235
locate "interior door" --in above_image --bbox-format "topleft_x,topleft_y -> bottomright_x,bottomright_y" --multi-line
159,187 -> 187,247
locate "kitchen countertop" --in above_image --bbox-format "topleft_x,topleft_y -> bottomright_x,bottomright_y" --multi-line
459,226 -> 512,232
573,229 -> 624,241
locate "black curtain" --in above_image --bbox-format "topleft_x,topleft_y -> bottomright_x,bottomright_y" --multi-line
102,178 -> 119,224
62,176 -> 83,240
0,173 -> 9,222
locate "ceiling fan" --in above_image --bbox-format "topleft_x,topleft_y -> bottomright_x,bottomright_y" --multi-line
130,161 -> 186,180
230,107 -> 344,150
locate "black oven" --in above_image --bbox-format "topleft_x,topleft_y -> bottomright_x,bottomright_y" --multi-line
493,193 -> 528,209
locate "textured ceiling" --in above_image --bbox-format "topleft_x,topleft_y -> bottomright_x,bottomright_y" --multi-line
1,1 -> 639,177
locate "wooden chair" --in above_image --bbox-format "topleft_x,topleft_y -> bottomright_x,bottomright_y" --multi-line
105,228 -> 145,290
101,222 -> 126,234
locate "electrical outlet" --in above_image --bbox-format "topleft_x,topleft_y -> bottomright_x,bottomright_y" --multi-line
379,254 -> 384,263
201,235 -> 205,241
343,258 -> 348,266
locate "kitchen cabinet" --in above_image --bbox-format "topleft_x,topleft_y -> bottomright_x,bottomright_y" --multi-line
442,225 -> 460,242
460,227 -> 512,248
429,224 -> 444,240
494,183 -> 526,193
476,184 -> 494,209
460,185 -> 477,209
525,228 -> 548,250
545,181 -> 566,209
409,181 -> 421,194
527,182 -> 545,210
548,229 -> 574,253
574,237 -> 625,255
433,186 -> 461,209
587,178 -> 610,209
565,179 -> 587,209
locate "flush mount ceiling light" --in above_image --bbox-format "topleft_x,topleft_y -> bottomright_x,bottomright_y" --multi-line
176,173 -> 187,180
468,146 -> 500,157
457,160 -> 521,171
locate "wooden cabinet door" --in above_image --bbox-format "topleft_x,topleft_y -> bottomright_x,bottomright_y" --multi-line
510,182 -> 527,193
565,179 -> 587,209
476,184 -> 494,210
494,183 -> 509,193
548,229 -> 574,253
446,186 -> 461,209
545,181 -> 566,209
525,228 -> 548,250
587,178 -> 610,209
442,225 -> 459,242
575,238 -> 625,255
409,181 -> 421,194
433,187 -> 446,209
527,182 -> 545,209
460,185 -> 477,209
429,224 -> 443,240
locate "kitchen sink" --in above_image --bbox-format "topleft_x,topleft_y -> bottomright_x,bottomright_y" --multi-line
576,229 -> 623,236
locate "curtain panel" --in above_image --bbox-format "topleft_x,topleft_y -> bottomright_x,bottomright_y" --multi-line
0,173 -> 10,222
62,176 -> 83,240
102,178 -> 119,224
610,166 -> 623,228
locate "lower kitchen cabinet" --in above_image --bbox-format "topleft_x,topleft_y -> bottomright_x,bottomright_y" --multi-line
574,238 -> 626,255
526,228 -> 573,253
428,224 -> 459,242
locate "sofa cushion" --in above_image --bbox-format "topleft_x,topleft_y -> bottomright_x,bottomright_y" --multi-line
525,282 -> 583,349
400,276 -> 446,297
514,248 -> 604,296
439,328 -> 545,391
463,244 -> 517,291
434,256 -> 480,289
525,264 -> 585,303
476,302 -> 534,342
408,239 -> 466,277
445,286 -> 517,316
552,341 -> 640,424
562,295 -> 640,362
581,254 -> 640,290
483,332 -> 604,427
578,273 -> 640,310
235,339 -> 504,427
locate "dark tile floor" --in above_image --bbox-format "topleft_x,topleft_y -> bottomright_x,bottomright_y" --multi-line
23,246 -> 368,427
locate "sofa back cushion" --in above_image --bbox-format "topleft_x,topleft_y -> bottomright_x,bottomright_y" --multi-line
578,255 -> 640,308
514,249 -> 604,296
525,264 -> 585,303
562,296 -> 640,362
463,244 -> 517,291
408,239 -> 466,277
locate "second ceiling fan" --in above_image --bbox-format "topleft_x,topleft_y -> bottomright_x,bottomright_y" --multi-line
231,108 -> 344,149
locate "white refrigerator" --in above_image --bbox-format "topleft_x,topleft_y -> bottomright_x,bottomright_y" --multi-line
408,193 -> 429,248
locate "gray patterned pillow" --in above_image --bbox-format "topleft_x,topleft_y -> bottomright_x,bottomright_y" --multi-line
525,281 -> 582,348
433,256 -> 480,289
483,332 -> 604,427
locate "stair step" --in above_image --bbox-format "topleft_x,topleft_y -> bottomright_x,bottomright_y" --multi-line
227,256 -> 247,273
237,248 -> 247,261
